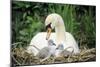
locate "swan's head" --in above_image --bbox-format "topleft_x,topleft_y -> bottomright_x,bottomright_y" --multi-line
45,13 -> 59,40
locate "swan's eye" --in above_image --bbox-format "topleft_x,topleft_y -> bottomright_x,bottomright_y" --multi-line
46,23 -> 51,30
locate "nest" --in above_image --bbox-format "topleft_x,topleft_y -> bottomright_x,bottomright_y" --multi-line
11,47 -> 96,66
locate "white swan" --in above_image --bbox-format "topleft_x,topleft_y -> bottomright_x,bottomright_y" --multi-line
27,13 -> 80,56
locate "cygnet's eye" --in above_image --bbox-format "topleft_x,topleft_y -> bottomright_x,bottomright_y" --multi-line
52,43 -> 56,46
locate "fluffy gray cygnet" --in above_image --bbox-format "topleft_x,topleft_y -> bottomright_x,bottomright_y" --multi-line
55,44 -> 64,57
36,39 -> 56,62
61,47 -> 74,57
55,44 -> 74,57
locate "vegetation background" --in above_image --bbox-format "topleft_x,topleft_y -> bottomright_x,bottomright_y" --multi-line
12,1 -> 96,49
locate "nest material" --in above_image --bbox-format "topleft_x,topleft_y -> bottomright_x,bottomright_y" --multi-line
11,47 -> 96,66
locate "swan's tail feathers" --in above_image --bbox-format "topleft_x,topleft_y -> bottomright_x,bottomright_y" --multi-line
73,44 -> 80,55
74,49 -> 80,55
65,47 -> 74,53
26,45 -> 40,56
25,46 -> 34,55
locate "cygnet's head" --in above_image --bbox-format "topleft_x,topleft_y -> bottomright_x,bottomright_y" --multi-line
48,39 -> 56,46
56,44 -> 64,50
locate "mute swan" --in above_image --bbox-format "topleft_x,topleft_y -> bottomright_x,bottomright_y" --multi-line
27,13 -> 80,56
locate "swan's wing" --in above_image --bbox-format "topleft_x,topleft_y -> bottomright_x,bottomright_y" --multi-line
65,32 -> 80,54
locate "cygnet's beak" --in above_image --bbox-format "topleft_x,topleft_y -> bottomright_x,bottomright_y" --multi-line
46,28 -> 52,40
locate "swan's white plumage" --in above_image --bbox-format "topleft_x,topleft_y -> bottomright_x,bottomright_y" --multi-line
27,32 -> 79,56
27,13 -> 80,56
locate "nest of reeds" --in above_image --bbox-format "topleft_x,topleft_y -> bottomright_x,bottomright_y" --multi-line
11,47 -> 96,66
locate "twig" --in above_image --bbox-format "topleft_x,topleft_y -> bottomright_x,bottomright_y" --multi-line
11,53 -> 21,65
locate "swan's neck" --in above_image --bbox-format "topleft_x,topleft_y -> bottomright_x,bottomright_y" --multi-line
55,21 -> 66,45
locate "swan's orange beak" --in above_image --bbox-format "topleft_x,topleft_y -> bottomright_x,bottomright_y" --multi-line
46,28 -> 52,40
